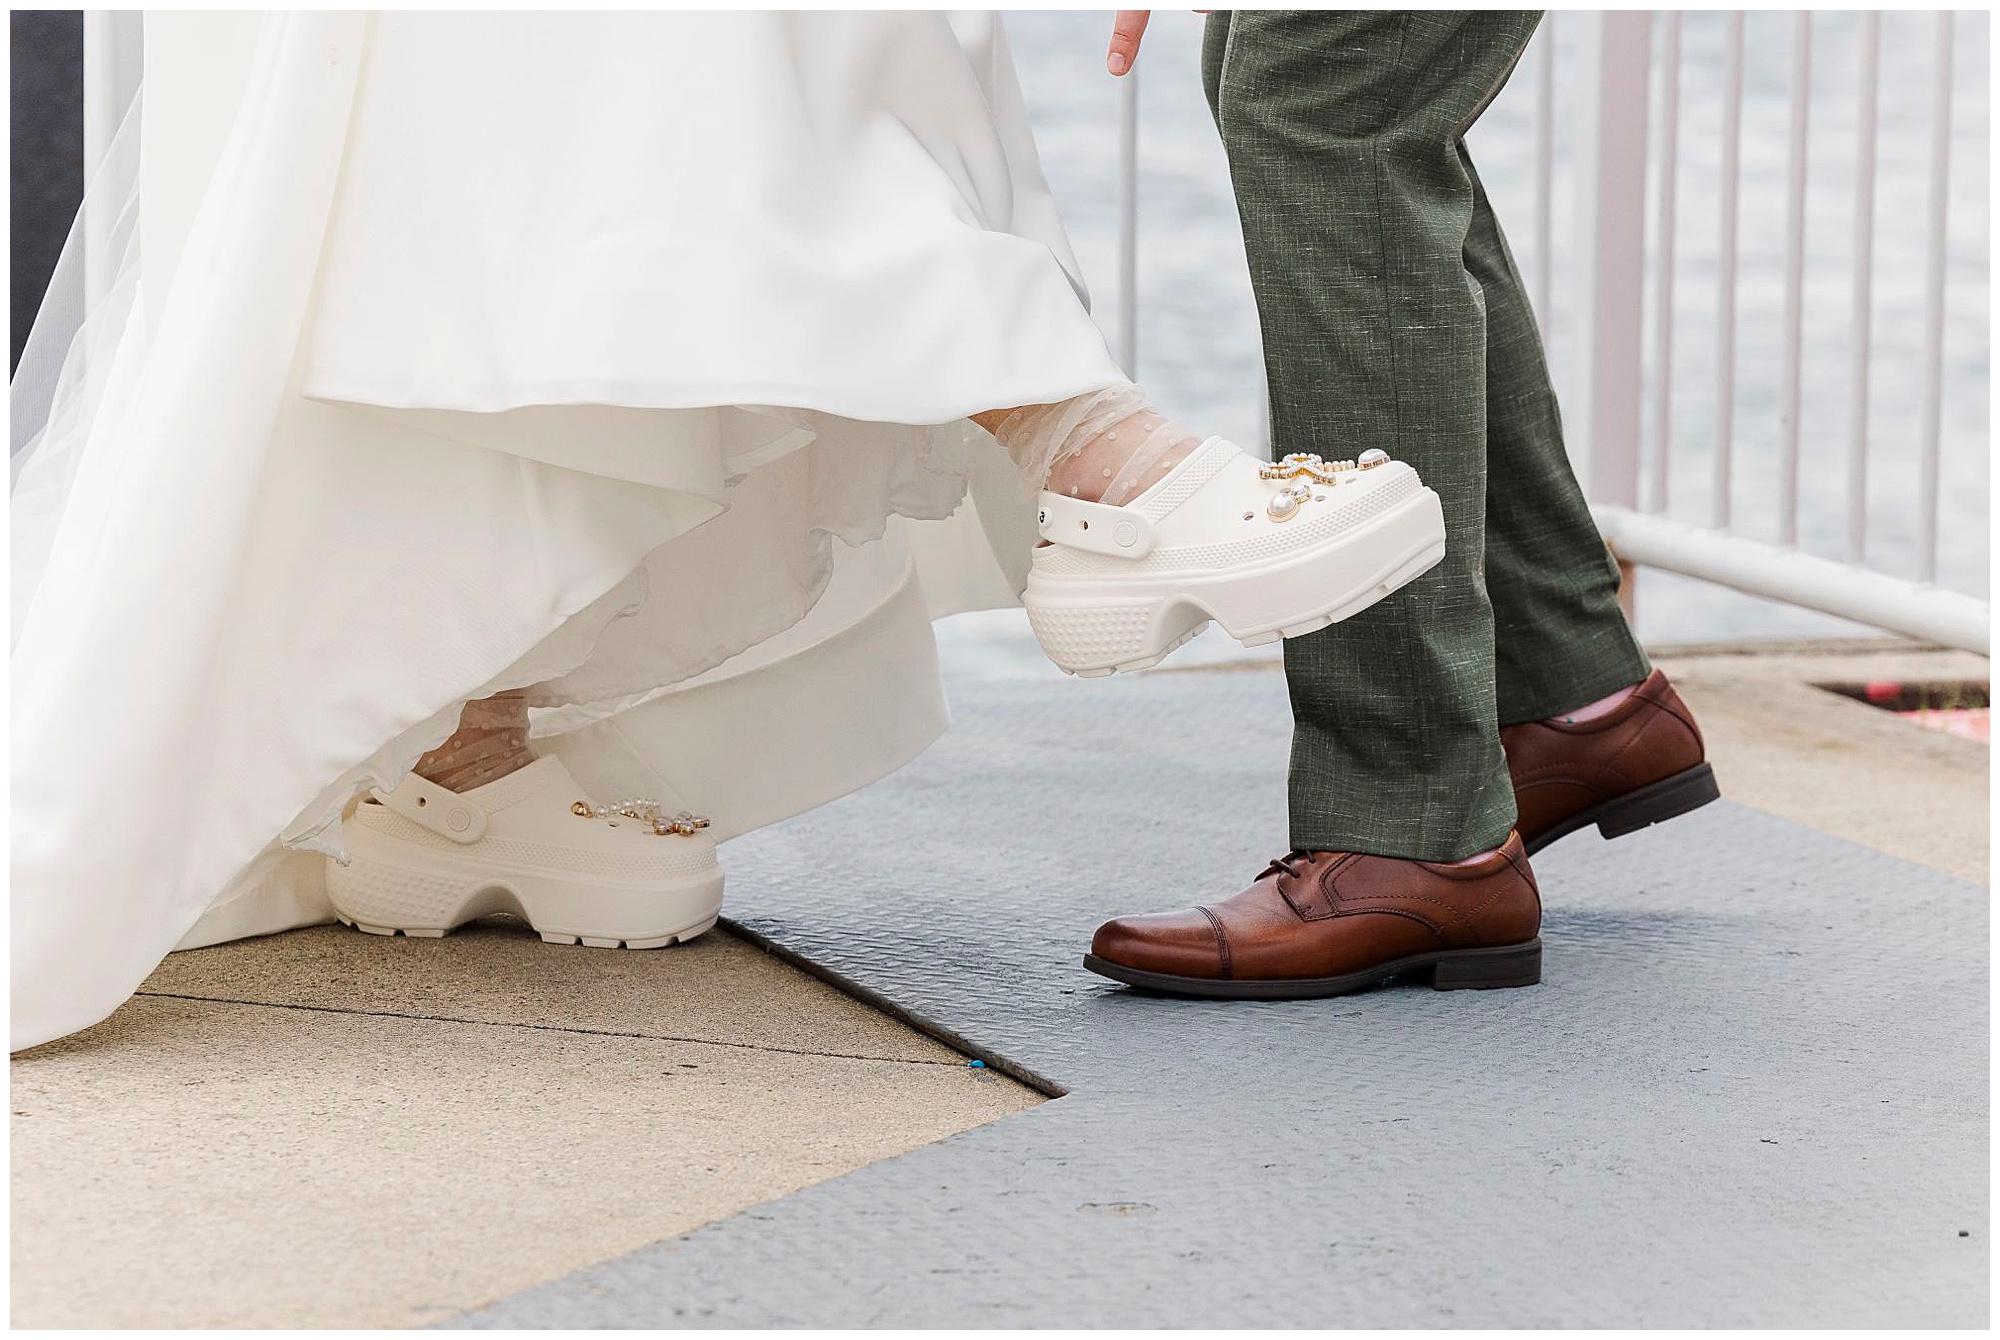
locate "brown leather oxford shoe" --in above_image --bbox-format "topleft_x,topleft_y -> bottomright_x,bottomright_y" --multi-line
1084,833 -> 1542,999
1501,668 -> 1719,856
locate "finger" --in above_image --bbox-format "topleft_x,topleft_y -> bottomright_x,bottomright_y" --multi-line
1107,10 -> 1151,76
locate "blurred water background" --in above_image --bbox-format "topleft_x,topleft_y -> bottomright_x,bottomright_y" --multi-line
939,10 -> 1987,673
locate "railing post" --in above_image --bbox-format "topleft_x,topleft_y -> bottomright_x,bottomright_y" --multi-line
1916,9 -> 1953,585
1568,12 -> 1652,621
1531,15 -> 1556,340
1847,12 -> 1881,565
1649,12 -> 1683,516
1567,12 -> 1653,513
1713,11 -> 1745,530
1115,66 -> 1140,379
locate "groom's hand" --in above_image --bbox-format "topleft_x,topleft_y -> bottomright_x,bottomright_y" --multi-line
1107,10 -> 1150,75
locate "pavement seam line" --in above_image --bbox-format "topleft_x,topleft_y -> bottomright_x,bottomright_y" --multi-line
720,917 -> 1069,1097
130,990 -> 973,1068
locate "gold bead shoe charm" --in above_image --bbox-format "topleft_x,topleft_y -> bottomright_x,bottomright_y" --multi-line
1258,449 -> 1390,520
572,797 -> 713,836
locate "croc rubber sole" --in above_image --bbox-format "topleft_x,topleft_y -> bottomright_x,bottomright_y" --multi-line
1025,488 -> 1446,677
326,831 -> 723,950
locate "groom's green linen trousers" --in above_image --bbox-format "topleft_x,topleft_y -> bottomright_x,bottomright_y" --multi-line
1203,9 -> 1652,861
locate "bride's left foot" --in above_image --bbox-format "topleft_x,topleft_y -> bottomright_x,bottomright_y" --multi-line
326,756 -> 723,948
1022,440 -> 1446,676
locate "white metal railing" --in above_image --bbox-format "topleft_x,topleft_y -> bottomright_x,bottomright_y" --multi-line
1115,68 -> 1140,374
1111,11 -> 1988,654
1579,10 -> 1983,651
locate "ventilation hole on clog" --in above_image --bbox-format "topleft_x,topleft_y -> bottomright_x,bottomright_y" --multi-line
416,797 -> 427,807
1080,520 -> 1089,530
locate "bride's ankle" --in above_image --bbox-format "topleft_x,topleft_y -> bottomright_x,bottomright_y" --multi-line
414,689 -> 537,793
1041,407 -> 1200,504
977,384 -> 1205,507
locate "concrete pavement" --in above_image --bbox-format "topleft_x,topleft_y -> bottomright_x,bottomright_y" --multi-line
11,929 -> 1038,1328
1646,637 -> 1989,883
463,638 -> 1989,1328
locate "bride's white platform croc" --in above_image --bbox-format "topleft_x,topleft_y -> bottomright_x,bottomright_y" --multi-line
1023,439 -> 1447,676
325,755 -> 724,948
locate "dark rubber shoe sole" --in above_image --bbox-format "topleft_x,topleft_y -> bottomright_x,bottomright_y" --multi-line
1521,761 -> 1721,858
1082,937 -> 1542,1000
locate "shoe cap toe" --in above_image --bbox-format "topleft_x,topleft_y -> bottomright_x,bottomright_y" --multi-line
1090,909 -> 1227,979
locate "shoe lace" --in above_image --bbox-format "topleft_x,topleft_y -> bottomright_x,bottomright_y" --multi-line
1259,849 -> 1323,882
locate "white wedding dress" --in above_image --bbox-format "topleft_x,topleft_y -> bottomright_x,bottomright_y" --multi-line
11,12 -> 1126,1050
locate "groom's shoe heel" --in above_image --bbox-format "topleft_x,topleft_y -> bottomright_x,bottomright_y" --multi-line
1429,939 -> 1542,990
1504,670 -> 1715,855
1594,762 -> 1720,841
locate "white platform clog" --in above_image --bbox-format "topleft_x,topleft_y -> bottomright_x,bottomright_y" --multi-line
1023,439 -> 1446,676
325,755 -> 723,948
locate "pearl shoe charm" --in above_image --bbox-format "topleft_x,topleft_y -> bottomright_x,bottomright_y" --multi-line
1260,452 -> 1353,484
571,797 -> 712,836
1258,450 -> 1395,521
1267,483 -> 1308,521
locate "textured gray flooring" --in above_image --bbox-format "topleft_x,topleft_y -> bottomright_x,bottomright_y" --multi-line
456,668 -> 1988,1328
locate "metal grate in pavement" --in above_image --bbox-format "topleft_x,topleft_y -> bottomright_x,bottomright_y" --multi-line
452,667 -> 1987,1328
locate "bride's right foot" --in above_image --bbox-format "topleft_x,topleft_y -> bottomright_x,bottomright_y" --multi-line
975,384 -> 1204,507
326,755 -> 723,948
977,384 -> 1446,676
1022,440 -> 1446,676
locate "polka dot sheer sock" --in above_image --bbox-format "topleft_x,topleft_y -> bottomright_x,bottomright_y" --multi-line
979,383 -> 1205,505
412,689 -> 538,793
